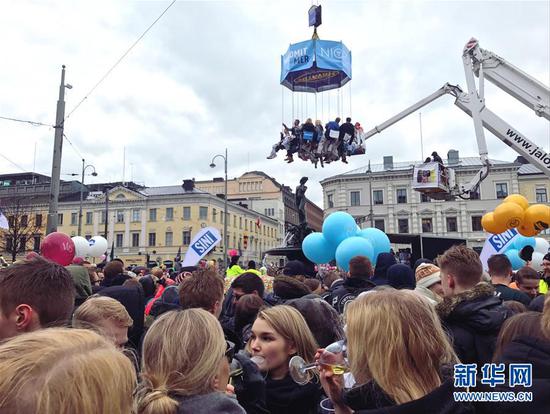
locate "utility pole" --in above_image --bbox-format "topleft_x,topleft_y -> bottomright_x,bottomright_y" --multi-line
46,65 -> 68,234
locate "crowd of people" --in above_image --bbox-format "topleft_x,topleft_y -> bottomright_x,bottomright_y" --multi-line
0,245 -> 549,413
267,117 -> 366,167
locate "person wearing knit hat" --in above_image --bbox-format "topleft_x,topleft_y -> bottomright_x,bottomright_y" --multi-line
414,263 -> 444,304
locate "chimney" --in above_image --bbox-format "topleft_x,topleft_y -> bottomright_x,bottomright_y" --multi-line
182,179 -> 195,192
383,156 -> 393,170
447,149 -> 459,166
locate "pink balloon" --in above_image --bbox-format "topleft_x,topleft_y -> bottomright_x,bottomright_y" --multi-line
41,232 -> 75,266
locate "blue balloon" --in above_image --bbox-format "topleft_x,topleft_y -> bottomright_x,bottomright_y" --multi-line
512,235 -> 536,252
358,227 -> 391,264
322,211 -> 358,247
302,232 -> 335,264
335,237 -> 374,271
504,249 -> 525,270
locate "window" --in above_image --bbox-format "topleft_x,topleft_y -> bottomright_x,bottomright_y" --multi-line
233,216 -> 236,227
166,207 -> 174,221
471,216 -> 483,232
57,213 -> 64,225
100,211 -> 106,224
372,190 -> 383,205
148,232 -> 156,247
33,235 -> 41,252
35,214 -> 42,227
446,216 -> 458,232
536,187 -> 548,203
239,217 -> 243,229
374,219 -> 385,232
398,218 -> 409,233
245,219 -> 248,231
131,232 -> 140,247
149,208 -> 157,221
212,208 -> 217,222
86,212 -> 93,225
116,210 -> 124,223
422,218 -> 433,233
350,191 -> 361,206
165,231 -> 173,246
496,183 -> 508,199
115,233 -> 124,248
132,209 -> 141,222
396,189 -> 407,204
327,194 -> 334,208
71,213 -> 77,226
470,188 -> 480,200
420,193 -> 430,202
199,206 -> 208,220
182,231 -> 191,245
183,207 -> 191,220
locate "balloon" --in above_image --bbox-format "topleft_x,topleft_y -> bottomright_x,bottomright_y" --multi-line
503,194 -> 529,211
534,237 -> 550,255
41,232 -> 75,266
523,204 -> 550,235
25,251 -> 40,260
512,235 -> 536,252
88,236 -> 108,257
302,232 -> 335,264
504,249 -> 525,271
531,252 -> 545,271
481,212 -> 507,235
71,236 -> 90,258
517,223 -> 538,237
493,202 -> 524,229
322,211 -> 358,247
358,227 -> 391,264
335,237 -> 374,272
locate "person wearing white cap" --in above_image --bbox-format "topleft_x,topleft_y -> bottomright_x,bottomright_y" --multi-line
414,263 -> 444,304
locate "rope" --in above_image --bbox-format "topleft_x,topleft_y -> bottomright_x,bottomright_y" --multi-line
349,82 -> 352,119
281,87 -> 284,125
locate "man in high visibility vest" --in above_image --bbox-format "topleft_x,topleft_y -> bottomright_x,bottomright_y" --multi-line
539,253 -> 550,294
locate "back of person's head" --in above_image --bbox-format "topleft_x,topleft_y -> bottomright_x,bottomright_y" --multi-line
0,327 -> 135,414
345,290 -> 457,404
231,272 -> 265,297
502,300 -> 528,314
387,264 -> 416,290
230,255 -> 240,266
247,260 -> 256,269
304,278 -> 321,293
136,309 -> 225,414
335,117 -> 341,123
322,271 -> 342,290
178,269 -> 224,315
0,256 -> 75,340
437,244 -> 482,290
413,258 -> 433,273
151,267 -> 164,278
273,275 -> 311,299
235,294 -> 265,332
104,261 -> 124,279
373,253 -> 397,278
283,260 -> 306,277
493,312 -> 545,362
515,266 -> 539,284
349,256 -> 373,279
488,254 -> 512,278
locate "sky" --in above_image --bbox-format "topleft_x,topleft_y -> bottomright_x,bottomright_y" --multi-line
0,0 -> 548,207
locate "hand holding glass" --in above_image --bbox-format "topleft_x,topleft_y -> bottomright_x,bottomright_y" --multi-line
289,340 -> 348,385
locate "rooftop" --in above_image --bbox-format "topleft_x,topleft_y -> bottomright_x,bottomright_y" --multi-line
139,185 -> 207,196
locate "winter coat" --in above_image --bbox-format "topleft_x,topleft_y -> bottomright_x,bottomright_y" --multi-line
265,373 -> 322,414
371,253 -> 397,286
149,286 -> 181,318
176,391 -> 245,414
65,264 -> 92,306
100,272 -> 131,288
339,122 -> 355,140
414,284 -> 441,305
492,283 -> 531,306
331,277 -> 376,314
436,283 -> 514,365
321,279 -> 344,304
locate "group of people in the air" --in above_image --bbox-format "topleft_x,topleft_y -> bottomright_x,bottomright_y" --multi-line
267,117 -> 365,167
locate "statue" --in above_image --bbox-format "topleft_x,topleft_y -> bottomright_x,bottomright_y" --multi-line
295,176 -> 308,225
284,177 -> 312,247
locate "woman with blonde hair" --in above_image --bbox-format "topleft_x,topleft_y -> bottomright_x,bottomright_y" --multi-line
319,290 -> 471,414
135,309 -> 245,414
248,305 -> 322,414
0,328 -> 136,414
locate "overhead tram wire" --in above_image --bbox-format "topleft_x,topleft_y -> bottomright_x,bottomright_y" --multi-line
0,153 -> 27,172
0,115 -> 52,128
62,0 -> 177,125
63,133 -> 85,161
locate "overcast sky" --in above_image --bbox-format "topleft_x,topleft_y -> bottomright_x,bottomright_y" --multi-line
1,0 -> 548,207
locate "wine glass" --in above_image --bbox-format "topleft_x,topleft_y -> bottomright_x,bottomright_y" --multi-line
289,340 -> 348,385
229,354 -> 266,378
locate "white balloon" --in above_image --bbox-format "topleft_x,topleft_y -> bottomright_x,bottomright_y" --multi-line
531,252 -> 545,272
88,236 -> 108,257
71,236 -> 90,258
534,237 -> 550,255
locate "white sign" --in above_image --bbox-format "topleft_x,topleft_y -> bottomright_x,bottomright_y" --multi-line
181,227 -> 221,267
479,228 -> 519,270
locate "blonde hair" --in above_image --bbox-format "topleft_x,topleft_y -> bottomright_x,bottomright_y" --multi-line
152,267 -> 164,278
135,309 -> 226,414
73,295 -> 133,329
0,328 -> 136,414
249,305 -> 318,364
345,290 -> 458,404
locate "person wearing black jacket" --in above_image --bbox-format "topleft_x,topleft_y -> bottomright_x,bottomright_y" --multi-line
488,254 -> 531,306
331,256 -> 376,314
338,117 -> 355,163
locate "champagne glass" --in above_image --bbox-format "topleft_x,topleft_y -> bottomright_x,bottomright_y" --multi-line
229,354 -> 266,378
289,340 -> 348,385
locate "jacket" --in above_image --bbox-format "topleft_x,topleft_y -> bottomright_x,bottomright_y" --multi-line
176,392 -> 245,414
436,283 -> 514,365
321,279 -> 344,304
65,264 -> 92,306
331,277 -> 376,314
492,283 -> 531,306
265,374 -> 322,414
339,122 -> 355,140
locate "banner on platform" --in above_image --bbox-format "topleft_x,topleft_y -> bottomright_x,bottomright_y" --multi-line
181,227 -> 221,267
479,228 -> 519,270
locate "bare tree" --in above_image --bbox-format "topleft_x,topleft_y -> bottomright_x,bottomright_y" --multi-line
0,197 -> 43,262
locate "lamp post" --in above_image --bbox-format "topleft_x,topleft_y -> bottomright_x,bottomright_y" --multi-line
210,148 -> 228,270
367,160 -> 374,228
104,185 -> 112,239
72,159 -> 98,236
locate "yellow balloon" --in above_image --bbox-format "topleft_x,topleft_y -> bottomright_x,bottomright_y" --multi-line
523,204 -> 550,235
518,223 -> 538,237
493,202 -> 525,229
503,194 -> 530,211
481,212 -> 508,234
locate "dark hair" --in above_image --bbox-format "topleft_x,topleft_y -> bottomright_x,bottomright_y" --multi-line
0,257 -> 75,328
178,269 -> 224,312
502,300 -> 528,314
322,271 -> 342,289
487,254 -> 512,277
543,253 -> 550,262
335,117 -> 341,123
103,261 -> 124,279
515,266 -> 539,283
349,256 -> 373,279
112,258 -> 125,266
234,294 -> 264,333
437,245 -> 482,288
247,260 -> 256,270
304,278 -> 320,292
230,256 -> 240,266
231,272 -> 265,298
493,312 -> 544,362
346,117 -> 351,122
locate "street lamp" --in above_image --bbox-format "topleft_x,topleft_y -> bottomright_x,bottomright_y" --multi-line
104,185 -> 113,239
210,148 -> 228,269
73,159 -> 97,236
